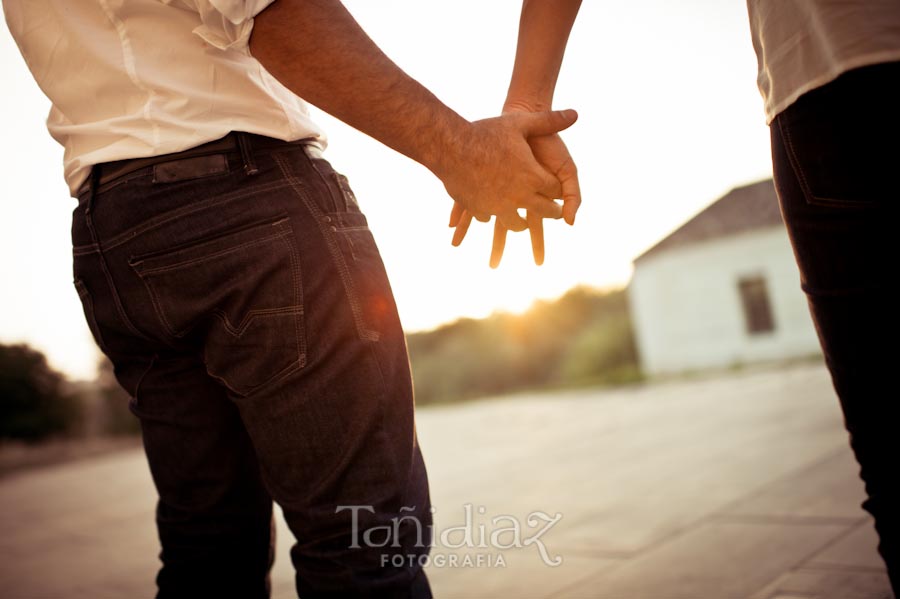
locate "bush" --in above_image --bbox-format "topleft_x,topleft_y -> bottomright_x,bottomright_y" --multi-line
558,293 -> 641,384
407,287 -> 641,405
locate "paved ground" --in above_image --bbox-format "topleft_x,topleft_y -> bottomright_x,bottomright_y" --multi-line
0,363 -> 894,598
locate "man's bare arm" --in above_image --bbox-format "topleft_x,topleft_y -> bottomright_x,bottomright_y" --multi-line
249,0 -> 576,229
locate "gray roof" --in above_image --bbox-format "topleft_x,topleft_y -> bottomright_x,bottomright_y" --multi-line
635,179 -> 783,263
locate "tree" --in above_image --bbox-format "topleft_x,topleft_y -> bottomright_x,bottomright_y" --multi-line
0,343 -> 82,441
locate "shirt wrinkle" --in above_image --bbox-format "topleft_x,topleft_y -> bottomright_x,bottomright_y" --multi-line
99,0 -> 161,148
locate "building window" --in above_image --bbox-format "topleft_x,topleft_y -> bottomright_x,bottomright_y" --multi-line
738,276 -> 775,335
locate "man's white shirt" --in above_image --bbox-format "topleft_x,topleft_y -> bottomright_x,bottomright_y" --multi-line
3,0 -> 324,195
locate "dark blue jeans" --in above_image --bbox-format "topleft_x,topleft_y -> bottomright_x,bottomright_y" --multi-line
771,62 -> 899,593
71,133 -> 432,598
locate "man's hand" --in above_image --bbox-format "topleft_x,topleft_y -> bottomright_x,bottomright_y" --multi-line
449,129 -> 580,267
449,203 -> 549,268
250,0 -> 575,233
448,0 -> 582,268
437,110 -> 576,233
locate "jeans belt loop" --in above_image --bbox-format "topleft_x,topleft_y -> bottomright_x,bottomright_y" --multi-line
237,132 -> 259,176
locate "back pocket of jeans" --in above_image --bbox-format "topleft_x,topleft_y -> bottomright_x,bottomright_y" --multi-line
129,217 -> 306,396
778,94 -> 892,209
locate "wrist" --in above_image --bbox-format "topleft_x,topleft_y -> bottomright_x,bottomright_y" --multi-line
419,113 -> 475,181
502,98 -> 551,114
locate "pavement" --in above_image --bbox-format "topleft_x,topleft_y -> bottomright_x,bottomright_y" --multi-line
0,362 -> 894,598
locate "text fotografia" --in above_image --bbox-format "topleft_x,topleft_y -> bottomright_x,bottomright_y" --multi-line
336,504 -> 563,568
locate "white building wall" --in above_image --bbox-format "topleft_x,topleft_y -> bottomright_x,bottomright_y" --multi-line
628,226 -> 822,376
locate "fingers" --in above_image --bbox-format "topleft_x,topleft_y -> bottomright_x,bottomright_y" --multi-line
538,169 -> 563,201
519,194 -> 563,220
490,219 -> 508,269
451,210 -> 473,246
518,109 -> 578,138
449,201 -> 464,227
562,172 -> 582,226
531,134 -> 580,225
527,212 -> 545,266
497,211 -> 528,233
453,210 -> 548,268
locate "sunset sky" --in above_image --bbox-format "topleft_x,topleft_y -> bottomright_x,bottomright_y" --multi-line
0,0 -> 773,380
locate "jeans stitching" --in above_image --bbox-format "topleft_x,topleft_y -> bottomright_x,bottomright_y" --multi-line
137,275 -> 180,340
74,279 -> 109,353
129,219 -> 307,395
272,153 -> 380,343
211,352 -> 304,398
778,116 -> 818,207
131,231 -> 286,275
208,306 -> 305,337
274,219 -> 307,370
73,244 -> 100,257
92,180 -> 293,252
84,186 -> 149,341
128,353 -> 157,415
131,231 -> 303,339
307,156 -> 344,212
778,113 -> 879,209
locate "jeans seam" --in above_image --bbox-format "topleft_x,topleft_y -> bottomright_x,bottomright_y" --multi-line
211,353 -> 304,398
84,179 -> 150,342
131,235 -> 304,339
778,113 -> 879,209
73,244 -> 101,257
99,180 -> 293,252
74,278 -> 110,353
134,275 -> 306,398
211,306 -> 305,337
777,115 -> 818,207
274,219 -> 308,371
132,231 -> 286,275
272,153 -> 380,343
305,154 -> 345,212
127,353 -> 158,415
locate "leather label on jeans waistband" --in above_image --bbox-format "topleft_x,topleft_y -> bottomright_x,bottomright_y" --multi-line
153,154 -> 229,184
